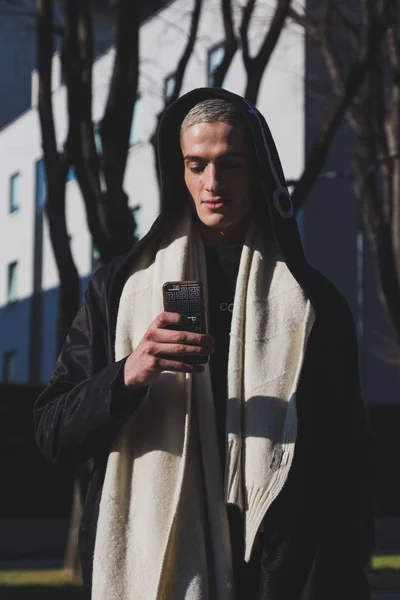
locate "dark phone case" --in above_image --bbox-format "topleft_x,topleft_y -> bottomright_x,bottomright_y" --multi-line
162,281 -> 208,364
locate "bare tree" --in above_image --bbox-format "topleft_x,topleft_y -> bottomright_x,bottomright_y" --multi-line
289,0 -> 400,353
99,1 -> 140,248
210,0 -> 238,87
37,0 -> 79,350
289,1 -> 393,211
214,0 -> 399,360
62,0 -> 140,263
36,0 -> 143,578
239,0 -> 292,104
150,0 -> 203,180
210,0 -> 291,103
35,0 -> 141,348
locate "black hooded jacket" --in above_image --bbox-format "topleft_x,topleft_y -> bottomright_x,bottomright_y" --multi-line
34,88 -> 374,599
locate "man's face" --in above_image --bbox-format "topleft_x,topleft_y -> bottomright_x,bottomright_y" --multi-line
180,121 -> 254,235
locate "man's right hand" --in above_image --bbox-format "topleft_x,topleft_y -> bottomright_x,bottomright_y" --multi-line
123,312 -> 214,389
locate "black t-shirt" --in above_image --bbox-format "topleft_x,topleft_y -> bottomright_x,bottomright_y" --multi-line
205,244 -> 242,467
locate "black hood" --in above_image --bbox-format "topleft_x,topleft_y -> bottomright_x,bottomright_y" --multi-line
156,87 -> 311,298
108,87 -> 326,318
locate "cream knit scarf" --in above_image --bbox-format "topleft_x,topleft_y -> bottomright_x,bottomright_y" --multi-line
92,211 -> 315,600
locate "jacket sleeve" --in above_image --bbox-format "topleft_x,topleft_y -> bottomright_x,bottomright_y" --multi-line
34,272 -> 147,467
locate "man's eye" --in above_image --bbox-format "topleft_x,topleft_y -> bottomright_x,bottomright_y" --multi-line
189,165 -> 205,173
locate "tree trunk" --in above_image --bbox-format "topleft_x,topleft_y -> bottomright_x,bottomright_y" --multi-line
37,2 -> 83,578
241,0 -> 292,106
100,0 -> 140,250
46,173 -> 80,350
150,0 -> 203,187
63,1 -> 115,262
244,66 -> 263,104
211,0 -> 237,87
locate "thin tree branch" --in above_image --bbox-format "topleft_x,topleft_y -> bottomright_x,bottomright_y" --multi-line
320,27 -> 344,96
253,0 -> 292,71
211,0 -> 238,87
149,0 -> 203,189
239,0 -> 256,72
36,0 -> 79,349
168,0 -> 203,105
98,0 -> 140,249
290,5 -> 364,133
63,0 -> 113,261
292,7 -> 390,212
241,0 -> 292,103
291,0 -> 392,211
241,0 -> 292,71
37,0 -> 57,164
331,1 -> 361,51
288,7 -> 319,40
100,0 -> 140,187
369,61 -> 391,223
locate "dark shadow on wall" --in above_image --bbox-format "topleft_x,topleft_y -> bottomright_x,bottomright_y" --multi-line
0,298 -> 31,383
0,275 -> 92,387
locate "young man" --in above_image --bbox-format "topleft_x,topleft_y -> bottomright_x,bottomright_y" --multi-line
35,88 -> 374,600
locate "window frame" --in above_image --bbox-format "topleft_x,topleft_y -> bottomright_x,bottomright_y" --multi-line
207,42 -> 225,87
91,243 -> 101,273
7,261 -> 18,304
164,73 -> 176,102
9,171 -> 21,214
131,205 -> 142,239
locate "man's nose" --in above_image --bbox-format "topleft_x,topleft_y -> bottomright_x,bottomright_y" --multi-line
205,164 -> 222,194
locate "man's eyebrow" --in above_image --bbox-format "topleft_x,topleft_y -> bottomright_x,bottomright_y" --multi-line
183,152 -> 247,162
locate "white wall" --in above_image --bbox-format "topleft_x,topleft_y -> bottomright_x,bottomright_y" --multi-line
0,109 -> 40,305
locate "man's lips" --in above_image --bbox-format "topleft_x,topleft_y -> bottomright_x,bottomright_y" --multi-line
202,199 -> 231,209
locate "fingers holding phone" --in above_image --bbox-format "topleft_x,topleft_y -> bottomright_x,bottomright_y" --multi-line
123,310 -> 213,389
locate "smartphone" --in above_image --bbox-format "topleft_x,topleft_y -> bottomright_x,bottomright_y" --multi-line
162,280 -> 208,364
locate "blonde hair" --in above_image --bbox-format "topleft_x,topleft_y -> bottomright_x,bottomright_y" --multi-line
180,99 -> 246,138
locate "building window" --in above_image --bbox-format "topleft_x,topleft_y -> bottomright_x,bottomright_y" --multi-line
92,244 -> 101,273
129,95 -> 142,147
164,74 -> 176,102
7,262 -> 18,304
94,122 -> 102,155
207,43 -> 225,86
3,350 -> 17,383
9,172 -> 21,213
66,166 -> 75,182
132,205 -> 141,239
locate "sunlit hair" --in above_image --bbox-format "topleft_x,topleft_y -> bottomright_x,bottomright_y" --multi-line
180,99 -> 247,138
